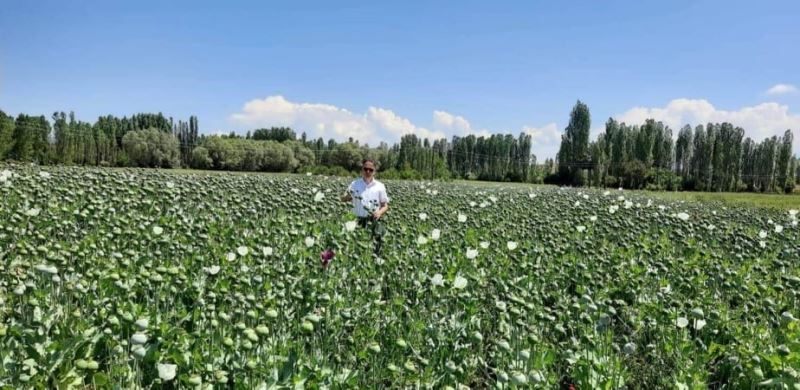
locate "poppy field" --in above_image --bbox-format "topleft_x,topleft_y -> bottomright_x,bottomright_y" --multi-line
1,165 -> 799,389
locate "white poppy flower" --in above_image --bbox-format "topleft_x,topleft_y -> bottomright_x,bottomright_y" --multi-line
431,273 -> 444,287
758,230 -> 768,239
416,235 -> 428,245
262,246 -> 273,256
506,241 -> 518,251
576,226 -> 586,233
34,264 -> 58,275
479,241 -> 490,249
304,237 -> 315,247
676,212 -> 690,221
165,181 -> 175,189
314,191 -> 325,202
466,248 -> 478,259
205,265 -> 221,275
152,225 -> 164,235
418,212 -> 428,221
237,246 -> 249,256
226,252 -> 236,261
430,229 -> 441,240
790,209 -> 798,217
25,208 -> 41,217
135,318 -> 149,330
131,333 -> 148,345
453,275 -> 468,289
132,345 -> 147,358
624,201 -> 634,209
759,240 -> 766,248
589,215 -> 597,222
608,205 -> 619,214
157,363 -> 177,381
344,220 -> 357,232
694,319 -> 707,330
775,224 -> 784,233
39,171 -> 51,179
457,213 -> 467,223
574,201 -> 581,207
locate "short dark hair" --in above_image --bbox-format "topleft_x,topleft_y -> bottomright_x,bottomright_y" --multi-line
362,158 -> 378,168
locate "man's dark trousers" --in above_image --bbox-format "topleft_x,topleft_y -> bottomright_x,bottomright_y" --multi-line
357,216 -> 385,256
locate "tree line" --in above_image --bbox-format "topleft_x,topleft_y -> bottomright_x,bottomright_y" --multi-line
209,130 -> 541,182
0,110 -> 199,168
554,101 -> 797,193
0,109 -> 544,182
2,104 -> 796,192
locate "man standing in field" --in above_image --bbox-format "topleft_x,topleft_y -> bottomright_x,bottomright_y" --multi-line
340,158 -> 389,256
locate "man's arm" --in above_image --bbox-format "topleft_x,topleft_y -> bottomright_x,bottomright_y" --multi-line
341,184 -> 353,202
373,186 -> 389,219
373,202 -> 388,219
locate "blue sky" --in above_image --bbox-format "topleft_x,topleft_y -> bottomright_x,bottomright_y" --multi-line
2,0 -> 799,158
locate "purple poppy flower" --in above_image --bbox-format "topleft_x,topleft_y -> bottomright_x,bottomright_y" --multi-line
320,248 -> 334,269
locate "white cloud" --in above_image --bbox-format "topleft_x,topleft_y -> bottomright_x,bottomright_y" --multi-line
230,97 -> 561,158
432,110 -> 492,137
766,84 -> 798,95
367,107 -> 445,141
614,98 -> 800,150
230,95 -> 377,142
230,95 -> 449,145
433,110 -> 559,158
229,95 -> 800,162
433,110 -> 472,133
523,123 -> 561,161
523,123 -> 560,145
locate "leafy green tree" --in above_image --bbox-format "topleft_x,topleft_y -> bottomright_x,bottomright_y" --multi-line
331,142 -> 364,171
191,146 -> 212,169
0,110 -> 14,159
252,127 -> 296,142
777,129 -> 795,192
557,100 -> 591,184
690,125 -> 710,191
122,128 -> 181,168
11,114 -> 36,161
675,125 -> 693,182
286,140 -> 314,171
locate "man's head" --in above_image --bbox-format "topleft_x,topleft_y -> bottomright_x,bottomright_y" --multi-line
361,158 -> 377,180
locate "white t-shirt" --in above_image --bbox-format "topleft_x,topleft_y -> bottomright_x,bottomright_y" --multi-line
348,178 -> 389,217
